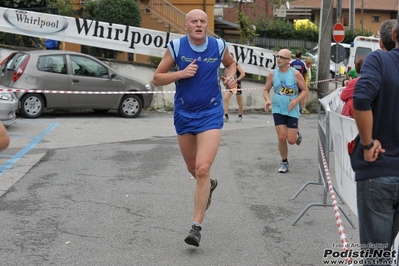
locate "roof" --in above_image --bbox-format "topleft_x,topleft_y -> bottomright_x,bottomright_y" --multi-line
215,17 -> 239,29
289,0 -> 398,11
214,17 -> 240,37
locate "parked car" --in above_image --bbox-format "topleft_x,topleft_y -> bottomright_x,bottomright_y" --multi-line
305,42 -> 351,78
0,87 -> 18,127
0,50 -> 153,118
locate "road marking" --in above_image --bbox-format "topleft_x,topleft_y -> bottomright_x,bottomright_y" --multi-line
0,123 -> 58,175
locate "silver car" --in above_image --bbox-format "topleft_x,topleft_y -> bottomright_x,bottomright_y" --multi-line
0,87 -> 18,127
0,50 -> 153,118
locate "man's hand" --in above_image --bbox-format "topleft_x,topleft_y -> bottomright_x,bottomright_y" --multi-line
181,59 -> 198,78
363,139 -> 385,162
264,100 -> 272,112
221,76 -> 236,90
288,98 -> 299,111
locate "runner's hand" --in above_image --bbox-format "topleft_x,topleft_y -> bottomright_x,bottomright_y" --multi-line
181,59 -> 198,78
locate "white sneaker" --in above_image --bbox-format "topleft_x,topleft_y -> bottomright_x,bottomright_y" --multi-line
278,162 -> 289,173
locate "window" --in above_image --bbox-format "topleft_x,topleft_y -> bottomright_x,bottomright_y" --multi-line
5,53 -> 29,70
70,55 -> 108,78
37,55 -> 66,74
80,0 -> 85,4
355,47 -> 372,64
343,16 -> 349,26
372,15 -> 380,23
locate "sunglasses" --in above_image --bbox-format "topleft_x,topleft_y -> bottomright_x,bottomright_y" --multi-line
276,55 -> 290,60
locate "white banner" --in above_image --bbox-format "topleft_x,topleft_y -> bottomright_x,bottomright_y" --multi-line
0,7 -> 275,77
319,88 -> 357,215
319,87 -> 344,114
329,111 -> 358,216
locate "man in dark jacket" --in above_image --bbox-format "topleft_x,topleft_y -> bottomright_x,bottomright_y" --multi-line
350,17 -> 399,266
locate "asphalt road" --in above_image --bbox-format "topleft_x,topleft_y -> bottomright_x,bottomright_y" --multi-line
0,110 -> 359,266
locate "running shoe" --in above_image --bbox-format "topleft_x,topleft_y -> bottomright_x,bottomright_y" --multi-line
184,224 -> 202,247
300,108 -> 310,114
296,131 -> 302,145
206,178 -> 218,210
278,162 -> 289,173
236,116 -> 243,122
224,117 -> 229,122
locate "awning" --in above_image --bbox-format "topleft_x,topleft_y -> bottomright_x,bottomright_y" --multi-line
214,17 -> 240,37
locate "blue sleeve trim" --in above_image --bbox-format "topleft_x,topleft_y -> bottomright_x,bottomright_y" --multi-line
168,39 -> 180,61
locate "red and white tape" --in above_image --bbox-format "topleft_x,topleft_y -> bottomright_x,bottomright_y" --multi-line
0,78 -> 335,95
0,88 -> 172,94
318,136 -> 353,266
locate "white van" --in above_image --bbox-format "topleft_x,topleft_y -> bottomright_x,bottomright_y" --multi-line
306,42 -> 351,78
346,36 -> 380,73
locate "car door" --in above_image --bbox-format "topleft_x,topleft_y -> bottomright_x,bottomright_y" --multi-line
34,54 -> 70,108
68,55 -> 120,108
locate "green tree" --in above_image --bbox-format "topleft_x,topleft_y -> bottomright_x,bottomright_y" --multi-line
344,28 -> 373,43
48,0 -> 75,17
1,0 -> 55,8
82,0 -> 141,58
236,10 -> 256,44
255,18 -> 295,39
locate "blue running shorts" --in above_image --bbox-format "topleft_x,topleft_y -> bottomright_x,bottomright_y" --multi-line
174,111 -> 224,135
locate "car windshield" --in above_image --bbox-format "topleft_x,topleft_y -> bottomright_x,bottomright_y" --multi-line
308,47 -> 318,57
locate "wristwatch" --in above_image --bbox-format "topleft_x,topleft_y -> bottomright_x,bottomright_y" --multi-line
360,139 -> 374,150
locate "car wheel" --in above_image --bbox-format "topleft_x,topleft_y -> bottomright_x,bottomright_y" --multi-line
19,94 -> 44,118
93,109 -> 109,114
118,94 -> 142,118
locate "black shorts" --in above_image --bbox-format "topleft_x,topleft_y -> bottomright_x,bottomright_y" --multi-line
229,82 -> 242,95
273,113 -> 299,129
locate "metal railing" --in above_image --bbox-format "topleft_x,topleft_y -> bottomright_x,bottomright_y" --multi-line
139,0 -> 217,37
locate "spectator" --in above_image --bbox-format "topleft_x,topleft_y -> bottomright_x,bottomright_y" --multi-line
304,58 -> 313,88
344,67 -> 358,86
340,58 -> 363,118
341,19 -> 395,118
290,51 -> 309,114
344,19 -> 395,87
379,19 -> 396,51
349,17 -> 399,265
302,58 -> 313,114
224,62 -> 246,122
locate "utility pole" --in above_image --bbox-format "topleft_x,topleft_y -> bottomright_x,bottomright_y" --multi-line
317,0 -> 334,98
361,0 -> 364,30
349,0 -> 355,34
